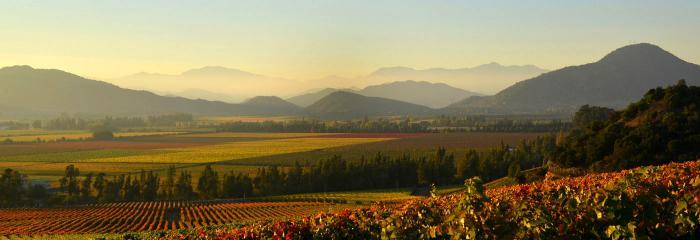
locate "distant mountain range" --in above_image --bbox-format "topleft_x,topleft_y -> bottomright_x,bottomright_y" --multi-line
110,66 -> 304,102
288,80 -> 481,108
306,91 -> 434,119
2,43 -> 697,119
0,66 -> 301,117
164,88 -> 247,103
447,43 -> 700,114
111,63 -> 546,103
356,63 -> 548,94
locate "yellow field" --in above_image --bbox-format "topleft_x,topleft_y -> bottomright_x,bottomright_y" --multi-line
182,132 -> 343,138
0,130 -> 84,137
1,131 -> 183,142
78,137 -> 394,164
0,161 -> 177,174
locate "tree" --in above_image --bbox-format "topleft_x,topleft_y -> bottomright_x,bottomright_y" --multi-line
174,171 -> 194,200
139,170 -> 159,201
572,105 -> 615,129
93,173 -> 106,200
0,169 -> 24,207
161,166 -> 176,200
197,165 -> 219,199
80,173 -> 94,201
91,124 -> 115,140
32,120 -> 42,129
26,184 -> 48,207
60,165 -> 80,197
507,160 -> 521,178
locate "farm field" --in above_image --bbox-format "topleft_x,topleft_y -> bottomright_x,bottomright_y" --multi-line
120,159 -> 700,239
0,131 -> 396,183
0,201 -> 353,235
0,130 -> 183,143
223,132 -> 548,166
181,132 -> 339,139
0,185 -> 464,237
0,131 -> 546,187
81,137 -> 393,164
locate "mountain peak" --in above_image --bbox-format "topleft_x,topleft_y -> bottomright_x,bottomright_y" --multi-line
326,90 -> 361,98
244,95 -> 286,104
599,43 -> 682,65
0,65 -> 35,72
369,66 -> 416,76
307,90 -> 433,119
181,66 -> 257,77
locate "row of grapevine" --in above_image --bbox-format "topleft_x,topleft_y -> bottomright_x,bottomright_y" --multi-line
141,160 -> 700,239
0,201 -> 347,235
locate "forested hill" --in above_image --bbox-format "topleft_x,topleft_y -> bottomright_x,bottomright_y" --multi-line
0,66 -> 301,117
447,43 -> 700,114
550,80 -> 700,171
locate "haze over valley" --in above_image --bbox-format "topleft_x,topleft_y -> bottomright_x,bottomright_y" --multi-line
1,1 -> 700,239
2,43 -> 698,119
108,63 -> 546,104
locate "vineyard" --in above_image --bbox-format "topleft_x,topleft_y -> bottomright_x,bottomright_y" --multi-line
256,185 -> 465,204
0,201 -> 350,236
132,159 -> 700,239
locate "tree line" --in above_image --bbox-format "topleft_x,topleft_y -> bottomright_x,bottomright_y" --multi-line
430,115 -> 571,132
0,135 -> 555,207
215,118 -> 429,133
216,117 -> 569,133
30,113 -> 195,130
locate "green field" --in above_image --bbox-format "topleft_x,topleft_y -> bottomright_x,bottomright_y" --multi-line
81,137 -> 392,164
223,132 -> 547,166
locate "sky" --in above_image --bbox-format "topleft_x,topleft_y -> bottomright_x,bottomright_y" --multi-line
1,0 -> 699,80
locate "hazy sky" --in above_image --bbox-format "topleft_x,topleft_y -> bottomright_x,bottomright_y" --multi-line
1,0 -> 699,79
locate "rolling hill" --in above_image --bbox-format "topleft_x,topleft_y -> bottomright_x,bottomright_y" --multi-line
306,91 -> 434,119
447,43 -> 700,114
360,80 -> 481,108
240,96 -> 304,115
287,88 -> 358,107
288,81 -> 479,108
0,66 -> 301,117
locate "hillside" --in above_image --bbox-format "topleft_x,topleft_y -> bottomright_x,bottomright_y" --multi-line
240,96 -> 304,115
551,80 -> 700,171
288,81 -> 478,108
360,80 -> 481,108
447,43 -> 700,114
0,66 -> 299,117
286,88 -> 358,107
306,91 -> 434,119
